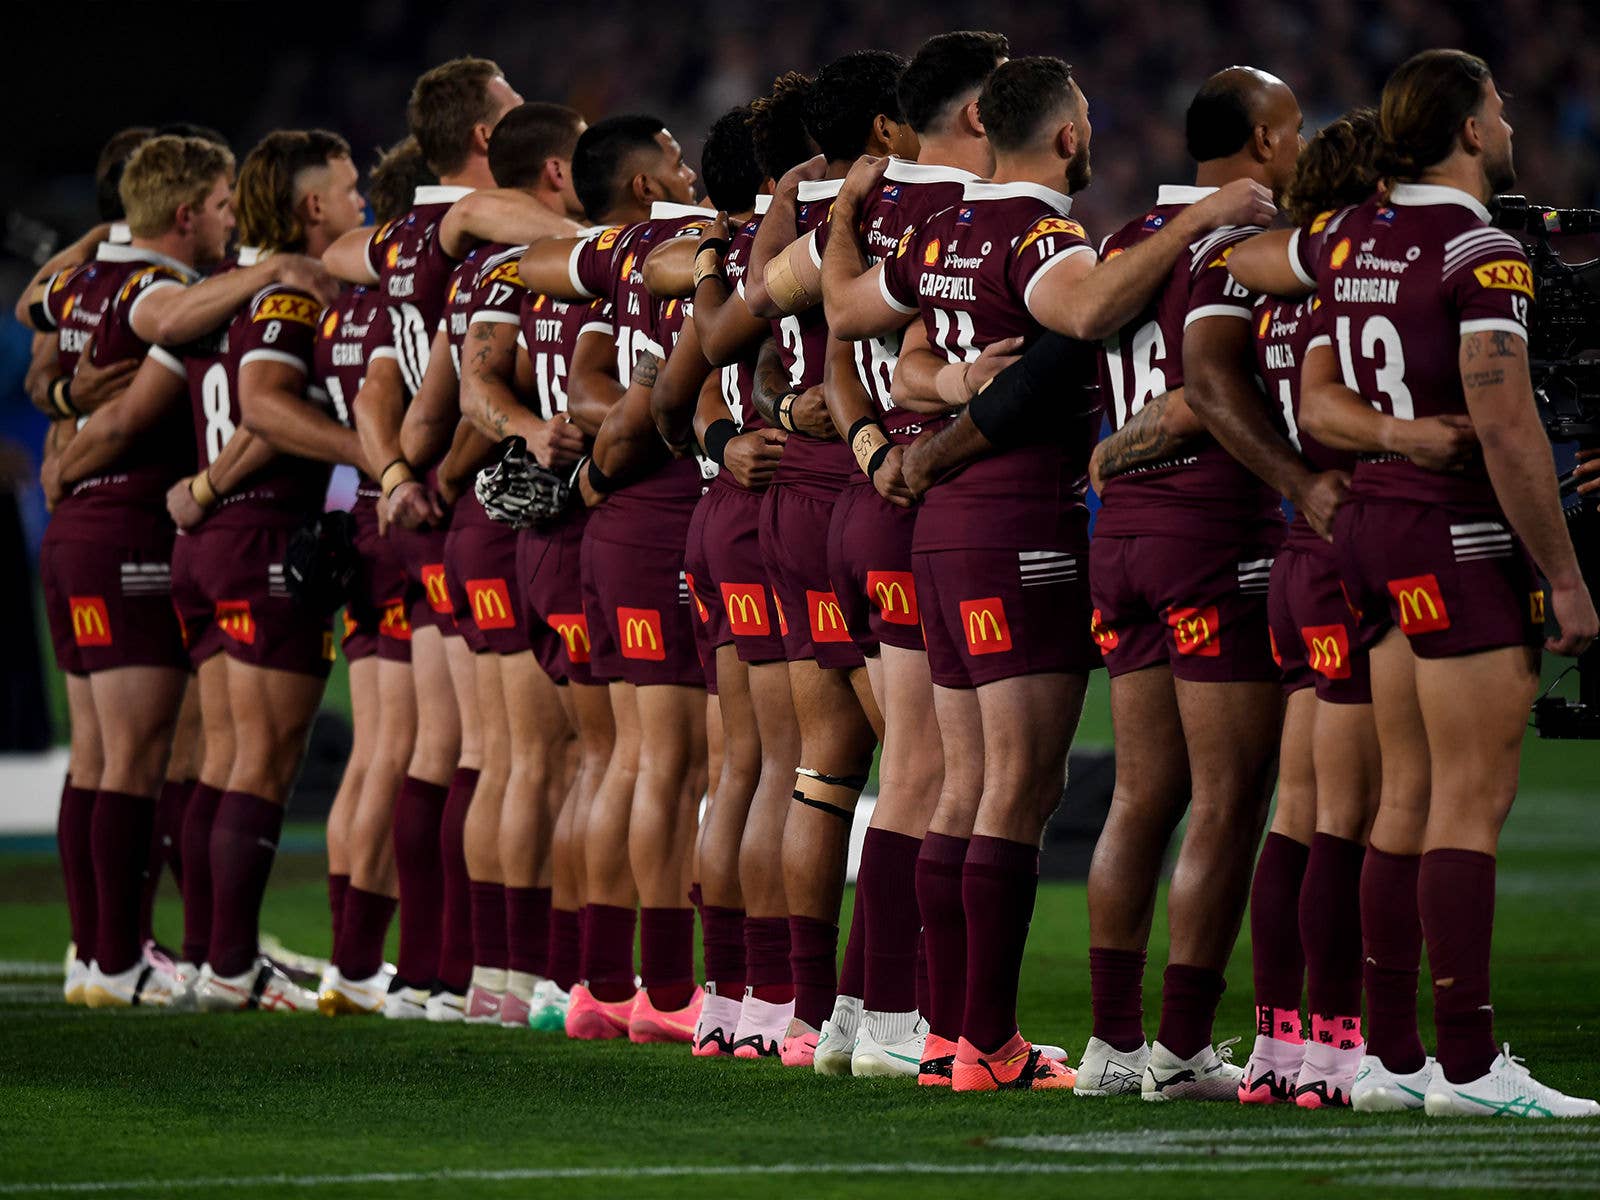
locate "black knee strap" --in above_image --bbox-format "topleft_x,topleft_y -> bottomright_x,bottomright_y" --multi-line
792,790 -> 855,821
795,768 -> 869,791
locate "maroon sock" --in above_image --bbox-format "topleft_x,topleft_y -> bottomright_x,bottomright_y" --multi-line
139,779 -> 190,944
391,775 -> 448,989
179,783 -> 223,965
914,832 -> 968,1042
641,907 -> 696,1010
701,904 -> 746,996
960,836 -> 1039,1054
838,888 -> 866,1001
57,783 -> 97,964
90,790 -> 156,974
547,907 -> 581,991
1157,963 -> 1227,1060
1420,848 -> 1498,1084
859,828 -> 921,1013
1249,831 -> 1308,1019
337,886 -> 396,980
788,915 -> 838,1028
327,873 -> 350,962
745,915 -> 794,1003
506,886 -> 552,977
435,767 -> 477,993
584,902 -> 637,1003
207,791 -> 284,978
1090,947 -> 1147,1052
1300,833 -> 1365,1022
915,928 -> 930,1018
468,880 -> 508,972
1361,846 -> 1427,1073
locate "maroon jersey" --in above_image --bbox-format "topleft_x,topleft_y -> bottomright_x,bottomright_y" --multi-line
720,203 -> 766,431
314,283 -> 386,503
365,184 -> 472,395
880,179 -> 1100,549
1309,184 -> 1532,509
518,292 -> 614,421
50,244 -> 198,541
1094,186 -> 1282,541
441,242 -> 519,375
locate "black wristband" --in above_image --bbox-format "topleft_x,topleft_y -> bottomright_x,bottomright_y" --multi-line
866,443 -> 892,479
845,416 -> 877,445
28,301 -> 52,331
50,376 -> 79,419
966,332 -> 1081,450
697,237 -> 730,258
587,455 -> 616,495
702,418 -> 739,467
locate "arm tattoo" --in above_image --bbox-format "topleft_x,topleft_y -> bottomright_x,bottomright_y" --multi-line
632,350 -> 662,389
1462,330 -> 1517,392
751,338 -> 788,426
1098,394 -> 1178,480
468,321 -> 496,373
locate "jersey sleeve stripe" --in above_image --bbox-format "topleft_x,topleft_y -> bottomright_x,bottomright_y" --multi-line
579,320 -> 615,337
1306,334 -> 1332,351
805,230 -> 822,271
124,278 -> 183,326
566,241 -> 597,299
1183,303 -> 1253,327
468,311 -> 522,327
239,348 -> 310,372
1022,244 -> 1096,316
878,268 -> 917,315
1459,318 -> 1528,340
1286,228 -> 1317,289
369,346 -> 398,362
147,345 -> 187,378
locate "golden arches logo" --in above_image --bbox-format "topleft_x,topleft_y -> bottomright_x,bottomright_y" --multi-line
68,596 -> 111,647
1386,574 -> 1450,634
805,590 -> 851,643
617,606 -> 665,661
215,599 -> 256,645
1166,605 -> 1220,657
1301,623 -> 1351,679
467,579 -> 515,630
959,597 -> 1012,656
720,584 -> 769,636
421,564 -> 452,614
865,570 -> 918,627
548,613 -> 591,663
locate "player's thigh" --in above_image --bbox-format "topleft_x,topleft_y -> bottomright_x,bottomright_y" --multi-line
1366,628 -> 1431,851
503,650 -> 564,760
167,674 -> 204,781
445,634 -> 482,747
787,657 -> 875,771
227,659 -> 325,750
635,684 -> 707,778
1173,677 -> 1282,800
472,650 -> 510,760
1311,697 -> 1380,842
374,657 -> 418,753
89,665 -> 186,759
928,683 -> 984,837
1271,685 -> 1318,843
64,673 -> 103,788
1108,665 -> 1189,806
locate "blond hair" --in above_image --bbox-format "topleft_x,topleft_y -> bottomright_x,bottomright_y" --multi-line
234,129 -> 351,253
119,135 -> 236,237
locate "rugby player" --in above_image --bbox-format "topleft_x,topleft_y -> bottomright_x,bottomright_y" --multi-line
1299,49 -> 1597,1117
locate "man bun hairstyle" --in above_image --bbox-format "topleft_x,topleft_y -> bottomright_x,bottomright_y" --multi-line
750,72 -> 817,181
1377,48 -> 1494,182
408,56 -> 505,176
978,57 -> 1078,155
803,50 -> 908,162
898,31 -> 1009,134
488,102 -> 585,189
235,129 -> 352,254
118,135 -> 236,239
368,136 -> 437,225
1281,107 -> 1381,227
571,114 -> 667,222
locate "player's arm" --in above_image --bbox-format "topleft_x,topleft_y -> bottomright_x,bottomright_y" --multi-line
744,154 -> 825,319
459,319 -> 586,468
56,355 -> 188,486
435,418 -> 499,505
649,315 -> 713,450
24,334 -> 57,413
1028,179 -> 1276,340
240,358 -> 363,465
1298,340 -> 1479,469
439,189 -> 580,259
129,257 -> 336,347
321,225 -> 380,285
1088,389 -> 1202,491
399,333 -> 466,468
13,223 -> 111,328
354,337 -> 439,527
1459,328 -> 1594,653
819,154 -> 904,340
587,349 -> 673,490
565,324 -> 625,440
695,370 -> 786,493
693,223 -> 770,366
642,236 -> 697,299
1224,229 -> 1312,298
517,237 -> 594,303
167,430 -> 281,531
890,324 -> 1024,413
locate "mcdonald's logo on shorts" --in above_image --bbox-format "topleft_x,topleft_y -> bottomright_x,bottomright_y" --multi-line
617,606 -> 666,661
1166,605 -> 1221,657
720,583 -> 771,637
421,564 -> 452,614
865,571 -> 919,627
68,596 -> 111,647
1269,627 -> 1282,668
549,612 -> 591,663
1090,607 -> 1118,653
215,600 -> 256,645
467,578 -> 516,630
1530,589 -> 1546,625
683,572 -> 710,623
959,597 -> 1013,656
1301,623 -> 1351,679
379,600 -> 412,641
805,590 -> 852,643
1387,574 -> 1450,635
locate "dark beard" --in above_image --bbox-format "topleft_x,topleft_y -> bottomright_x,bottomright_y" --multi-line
1067,148 -> 1093,195
1487,150 -> 1516,196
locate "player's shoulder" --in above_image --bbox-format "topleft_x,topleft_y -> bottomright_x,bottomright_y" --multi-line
1188,223 -> 1256,273
248,282 -> 322,326
476,243 -> 528,287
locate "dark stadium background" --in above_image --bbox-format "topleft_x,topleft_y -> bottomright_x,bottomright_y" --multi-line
1,0 -> 1596,747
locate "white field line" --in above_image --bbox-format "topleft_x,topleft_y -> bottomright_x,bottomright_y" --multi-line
0,961 -> 63,978
990,1125 -> 1600,1149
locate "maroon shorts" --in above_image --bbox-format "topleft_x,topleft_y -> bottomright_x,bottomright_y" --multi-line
1335,499 -> 1544,660
828,478 -> 923,656
169,522 -> 334,678
758,483 -> 864,671
518,513 -> 595,687
581,508 -> 704,689
445,516 -> 525,656
1267,533 -> 1372,704
1089,532 -> 1283,683
684,494 -> 728,696
388,524 -> 457,635
913,544 -> 1098,690
42,527 -> 186,676
699,479 -> 785,665
342,495 -> 411,663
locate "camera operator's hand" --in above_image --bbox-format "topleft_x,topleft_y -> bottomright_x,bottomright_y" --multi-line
1546,577 -> 1598,657
1575,447 -> 1600,496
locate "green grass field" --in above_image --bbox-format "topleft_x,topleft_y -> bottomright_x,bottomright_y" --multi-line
1,686 -> 1598,1198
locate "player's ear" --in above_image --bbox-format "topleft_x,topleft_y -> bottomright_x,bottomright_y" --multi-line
1056,121 -> 1077,164
172,201 -> 195,238
544,158 -> 568,193
961,98 -> 986,138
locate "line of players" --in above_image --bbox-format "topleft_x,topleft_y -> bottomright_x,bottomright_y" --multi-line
19,37 -> 1596,1117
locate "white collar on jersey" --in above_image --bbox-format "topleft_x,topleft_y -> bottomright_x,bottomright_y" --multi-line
754,193 -> 773,215
796,178 -> 846,202
650,201 -> 710,220
413,184 -> 474,205
108,222 -> 131,245
1387,183 -> 1492,223
961,180 -> 1073,214
1156,184 -> 1217,205
92,241 -> 200,279
236,245 -> 267,266
883,158 -> 980,186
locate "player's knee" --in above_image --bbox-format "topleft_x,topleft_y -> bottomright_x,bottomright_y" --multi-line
792,766 -> 867,823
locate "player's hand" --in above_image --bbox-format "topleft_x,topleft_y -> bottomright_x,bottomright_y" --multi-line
70,343 -> 137,410
1088,441 -> 1108,495
838,155 -> 889,209
1190,178 -> 1276,232
722,428 -> 786,492
698,212 -> 731,251
387,479 -> 442,530
901,430 -> 939,499
41,457 -> 66,511
871,444 -> 916,509
1395,414 -> 1479,473
791,386 -> 835,439
1293,468 -> 1350,542
527,414 -> 588,471
1546,578 -> 1598,656
962,336 -> 1024,400
272,254 -> 341,306
166,477 -> 207,530
776,154 -> 827,198
1574,447 -> 1600,496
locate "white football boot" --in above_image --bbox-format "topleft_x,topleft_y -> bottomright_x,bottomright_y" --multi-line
464,966 -> 507,1024
1425,1045 -> 1600,1118
196,957 -> 316,1013
82,960 -> 181,1009
692,983 -> 744,1057
1351,1053 -> 1436,1112
384,984 -> 430,1020
1141,1037 -> 1244,1101
1075,1036 -> 1151,1097
318,966 -> 389,1016
730,990 -> 792,1059
813,993 -> 863,1076
527,978 -> 570,1032
426,989 -> 467,1022
63,959 -> 90,1005
1238,1034 -> 1304,1104
851,1010 -> 927,1078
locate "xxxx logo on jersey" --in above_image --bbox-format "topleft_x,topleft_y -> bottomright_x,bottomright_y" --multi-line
483,259 -> 524,287
960,597 -> 1013,656
1472,259 -> 1533,297
1166,605 -> 1220,657
1530,590 -> 1546,624
1018,216 -> 1086,254
255,293 -> 320,325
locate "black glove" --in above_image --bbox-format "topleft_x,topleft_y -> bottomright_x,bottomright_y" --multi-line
283,510 -> 358,616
